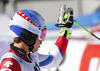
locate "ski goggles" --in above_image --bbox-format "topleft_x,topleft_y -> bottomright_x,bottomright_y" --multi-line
38,28 -> 47,41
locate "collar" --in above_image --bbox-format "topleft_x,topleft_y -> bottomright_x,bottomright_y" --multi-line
10,43 -> 26,55
9,43 -> 32,63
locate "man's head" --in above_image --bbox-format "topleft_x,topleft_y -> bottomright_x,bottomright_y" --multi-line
9,9 -> 47,52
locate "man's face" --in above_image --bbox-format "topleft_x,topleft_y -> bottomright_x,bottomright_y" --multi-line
32,38 -> 42,52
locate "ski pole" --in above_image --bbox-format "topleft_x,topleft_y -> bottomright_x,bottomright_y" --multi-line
74,20 -> 100,40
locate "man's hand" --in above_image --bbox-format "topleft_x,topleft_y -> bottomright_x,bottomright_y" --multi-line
56,4 -> 73,39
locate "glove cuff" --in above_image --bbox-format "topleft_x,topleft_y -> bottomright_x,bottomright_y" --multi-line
60,27 -> 72,39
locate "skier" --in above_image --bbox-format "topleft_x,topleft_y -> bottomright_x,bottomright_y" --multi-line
0,5 -> 73,71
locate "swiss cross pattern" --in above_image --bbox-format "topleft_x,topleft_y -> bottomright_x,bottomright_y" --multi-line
16,10 -> 38,28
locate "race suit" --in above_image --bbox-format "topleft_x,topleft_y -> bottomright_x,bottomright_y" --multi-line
0,36 -> 68,71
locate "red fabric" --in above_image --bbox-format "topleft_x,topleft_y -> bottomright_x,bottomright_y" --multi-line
55,36 -> 68,55
0,58 -> 21,71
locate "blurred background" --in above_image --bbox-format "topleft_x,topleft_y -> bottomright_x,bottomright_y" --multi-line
0,0 -> 100,71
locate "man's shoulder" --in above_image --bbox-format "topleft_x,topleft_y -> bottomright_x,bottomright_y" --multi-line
0,57 -> 21,71
0,52 -> 22,71
1,52 -> 18,60
0,52 -> 21,64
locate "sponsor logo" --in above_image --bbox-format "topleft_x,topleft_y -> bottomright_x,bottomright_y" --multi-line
4,61 -> 13,67
28,27 -> 39,34
80,44 -> 100,71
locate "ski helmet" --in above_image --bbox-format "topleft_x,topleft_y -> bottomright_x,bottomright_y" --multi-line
9,9 -> 47,51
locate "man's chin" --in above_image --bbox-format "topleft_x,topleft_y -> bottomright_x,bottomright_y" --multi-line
32,49 -> 38,52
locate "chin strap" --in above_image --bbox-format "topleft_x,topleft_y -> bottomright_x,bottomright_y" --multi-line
29,45 -> 34,52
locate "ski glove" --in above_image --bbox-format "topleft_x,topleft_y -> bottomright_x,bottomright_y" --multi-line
58,4 -> 73,39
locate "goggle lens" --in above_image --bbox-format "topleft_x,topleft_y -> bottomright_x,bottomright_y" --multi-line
39,28 -> 47,41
